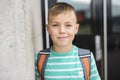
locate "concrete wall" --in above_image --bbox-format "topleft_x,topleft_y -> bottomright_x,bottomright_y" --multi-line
0,0 -> 43,80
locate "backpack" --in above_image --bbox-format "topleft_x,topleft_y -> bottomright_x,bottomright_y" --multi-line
37,48 -> 91,80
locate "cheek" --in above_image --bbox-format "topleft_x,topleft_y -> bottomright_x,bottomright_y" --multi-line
48,29 -> 57,36
69,29 -> 77,35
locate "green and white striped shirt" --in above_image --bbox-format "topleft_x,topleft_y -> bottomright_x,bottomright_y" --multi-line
35,45 -> 101,80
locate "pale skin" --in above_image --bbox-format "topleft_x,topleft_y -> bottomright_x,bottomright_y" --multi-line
46,11 -> 79,53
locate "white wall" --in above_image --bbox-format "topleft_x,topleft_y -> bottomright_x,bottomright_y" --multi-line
0,0 -> 43,80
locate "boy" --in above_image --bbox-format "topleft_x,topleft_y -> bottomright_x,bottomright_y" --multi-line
35,2 -> 101,80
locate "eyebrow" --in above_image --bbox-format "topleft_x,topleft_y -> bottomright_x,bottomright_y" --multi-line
53,22 -> 59,23
52,22 -> 72,24
65,22 -> 72,23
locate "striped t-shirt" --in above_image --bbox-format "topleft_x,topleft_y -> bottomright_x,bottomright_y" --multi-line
35,45 -> 101,80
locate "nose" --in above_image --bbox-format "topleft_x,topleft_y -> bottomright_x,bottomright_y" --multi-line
59,26 -> 65,34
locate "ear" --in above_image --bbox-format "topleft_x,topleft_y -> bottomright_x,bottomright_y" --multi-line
46,24 -> 48,29
46,24 -> 50,34
75,23 -> 79,34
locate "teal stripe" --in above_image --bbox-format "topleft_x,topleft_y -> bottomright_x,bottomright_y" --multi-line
45,71 -> 84,76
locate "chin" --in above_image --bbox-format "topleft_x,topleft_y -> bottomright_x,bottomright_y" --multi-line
58,43 -> 72,47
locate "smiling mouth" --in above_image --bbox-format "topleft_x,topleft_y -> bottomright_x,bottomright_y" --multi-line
57,36 -> 68,39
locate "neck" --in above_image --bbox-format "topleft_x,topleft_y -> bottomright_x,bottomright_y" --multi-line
52,44 -> 73,53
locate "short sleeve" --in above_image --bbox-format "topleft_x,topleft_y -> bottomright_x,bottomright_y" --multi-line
35,53 -> 40,80
90,52 -> 101,80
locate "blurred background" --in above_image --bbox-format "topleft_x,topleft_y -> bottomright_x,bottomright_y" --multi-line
0,0 -> 120,80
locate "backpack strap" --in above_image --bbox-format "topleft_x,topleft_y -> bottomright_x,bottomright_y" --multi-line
37,48 -> 50,80
78,48 -> 91,80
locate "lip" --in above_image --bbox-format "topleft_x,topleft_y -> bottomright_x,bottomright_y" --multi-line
57,36 -> 68,40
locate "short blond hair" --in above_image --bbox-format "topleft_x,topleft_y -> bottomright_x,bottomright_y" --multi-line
48,2 -> 77,22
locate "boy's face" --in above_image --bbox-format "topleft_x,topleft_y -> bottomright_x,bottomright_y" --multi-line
46,11 -> 79,47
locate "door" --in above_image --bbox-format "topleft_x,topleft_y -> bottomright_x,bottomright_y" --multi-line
107,0 -> 120,79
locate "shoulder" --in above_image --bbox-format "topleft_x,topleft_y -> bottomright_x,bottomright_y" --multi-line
74,45 -> 90,54
78,48 -> 91,54
38,48 -> 50,55
77,47 -> 91,58
35,48 -> 50,65
35,48 -> 50,60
